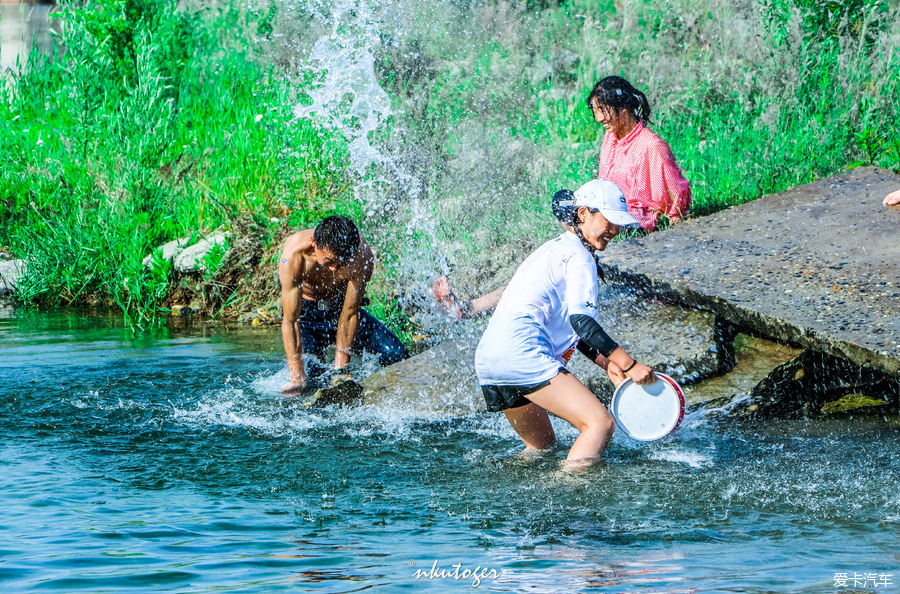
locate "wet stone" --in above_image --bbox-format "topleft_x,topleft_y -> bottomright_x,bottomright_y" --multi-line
360,325 -> 486,414
821,393 -> 890,415
725,349 -> 900,419
361,289 -> 728,412
683,334 -> 803,413
300,380 -> 365,409
566,290 -> 728,401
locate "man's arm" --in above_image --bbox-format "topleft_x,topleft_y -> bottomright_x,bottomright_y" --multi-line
279,256 -> 306,394
334,246 -> 374,370
334,277 -> 365,370
433,276 -> 503,320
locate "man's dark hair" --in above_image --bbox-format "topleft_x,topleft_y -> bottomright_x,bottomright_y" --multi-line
570,206 -> 607,284
587,76 -> 652,125
552,189 -> 576,223
314,215 -> 360,260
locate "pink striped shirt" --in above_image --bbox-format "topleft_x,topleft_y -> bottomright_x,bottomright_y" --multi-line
597,121 -> 692,231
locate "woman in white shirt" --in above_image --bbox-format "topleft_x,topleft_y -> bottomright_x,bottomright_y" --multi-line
475,180 -> 656,468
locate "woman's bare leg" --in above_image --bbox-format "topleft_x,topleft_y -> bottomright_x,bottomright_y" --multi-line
503,403 -> 556,450
524,372 -> 615,461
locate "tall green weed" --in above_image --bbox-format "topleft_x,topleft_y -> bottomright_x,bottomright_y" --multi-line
5,0 -> 900,337
1,0 -> 351,326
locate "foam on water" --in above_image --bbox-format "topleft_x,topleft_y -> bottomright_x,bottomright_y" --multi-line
648,448 -> 713,469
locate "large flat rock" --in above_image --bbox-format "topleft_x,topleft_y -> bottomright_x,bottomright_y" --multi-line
600,167 -> 900,376
360,289 -> 727,412
360,326 -> 485,414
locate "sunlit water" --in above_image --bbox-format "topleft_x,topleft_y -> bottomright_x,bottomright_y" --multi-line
2,309 -> 899,592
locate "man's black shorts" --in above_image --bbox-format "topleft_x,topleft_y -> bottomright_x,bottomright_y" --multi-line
481,368 -> 569,412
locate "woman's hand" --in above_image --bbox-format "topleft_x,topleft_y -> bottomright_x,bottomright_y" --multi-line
885,190 -> 900,207
603,347 -> 656,386
432,276 -> 466,320
627,363 -> 656,386
605,360 -> 628,387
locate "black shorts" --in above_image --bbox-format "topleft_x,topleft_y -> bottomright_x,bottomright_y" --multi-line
481,368 -> 569,412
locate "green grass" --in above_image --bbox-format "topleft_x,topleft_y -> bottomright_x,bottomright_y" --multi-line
4,0 -> 899,340
354,0 -> 900,296
0,0 -> 351,328
524,0 -> 900,212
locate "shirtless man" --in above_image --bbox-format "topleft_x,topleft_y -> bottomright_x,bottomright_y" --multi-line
278,215 -> 409,395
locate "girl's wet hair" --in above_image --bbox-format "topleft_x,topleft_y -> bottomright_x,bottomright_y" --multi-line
571,207 -> 607,284
587,76 -> 652,125
552,189 -> 576,223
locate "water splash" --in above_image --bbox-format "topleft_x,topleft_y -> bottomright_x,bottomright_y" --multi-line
291,0 -> 460,335
292,0 -> 438,240
293,0 -> 394,179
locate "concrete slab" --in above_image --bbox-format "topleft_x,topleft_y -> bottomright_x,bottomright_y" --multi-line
599,166 -> 900,376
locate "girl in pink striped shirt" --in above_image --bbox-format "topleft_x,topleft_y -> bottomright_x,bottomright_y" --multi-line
588,76 -> 692,232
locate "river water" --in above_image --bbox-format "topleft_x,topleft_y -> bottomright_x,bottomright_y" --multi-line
2,307 -> 899,592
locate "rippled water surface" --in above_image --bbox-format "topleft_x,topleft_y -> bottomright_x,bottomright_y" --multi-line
2,309 -> 899,592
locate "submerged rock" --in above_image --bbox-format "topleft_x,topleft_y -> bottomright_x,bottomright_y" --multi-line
821,393 -> 890,415
360,290 -> 730,412
726,349 -> 900,419
300,380 -> 365,409
683,334 -> 803,412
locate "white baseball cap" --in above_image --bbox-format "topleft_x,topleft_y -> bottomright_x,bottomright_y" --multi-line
573,179 -> 640,227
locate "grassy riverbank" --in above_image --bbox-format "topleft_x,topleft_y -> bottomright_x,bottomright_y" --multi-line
0,0 -> 351,326
3,0 -> 898,336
